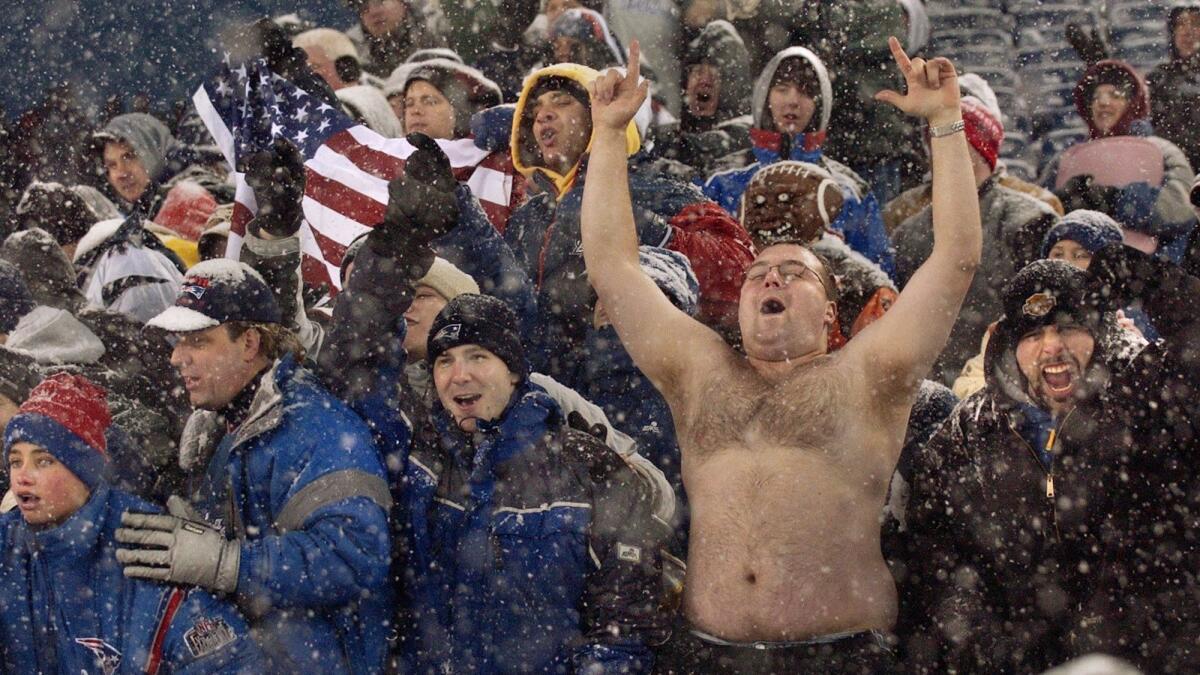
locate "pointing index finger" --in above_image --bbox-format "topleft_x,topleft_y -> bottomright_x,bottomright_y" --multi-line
887,36 -> 912,74
628,39 -> 641,84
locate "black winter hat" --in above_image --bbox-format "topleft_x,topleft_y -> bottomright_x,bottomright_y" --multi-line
998,259 -> 1099,341
427,294 -> 527,377
528,76 -> 591,112
0,260 -> 35,334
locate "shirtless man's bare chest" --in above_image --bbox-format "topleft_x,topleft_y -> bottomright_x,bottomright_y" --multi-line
676,355 -> 905,642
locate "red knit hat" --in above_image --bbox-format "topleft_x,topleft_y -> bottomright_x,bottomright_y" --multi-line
961,97 -> 1004,170
5,373 -> 112,488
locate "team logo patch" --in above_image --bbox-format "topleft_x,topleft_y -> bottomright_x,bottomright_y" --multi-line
617,542 -> 642,563
75,638 -> 122,675
184,617 -> 237,658
433,323 -> 462,343
181,276 -> 211,300
1023,292 -> 1056,318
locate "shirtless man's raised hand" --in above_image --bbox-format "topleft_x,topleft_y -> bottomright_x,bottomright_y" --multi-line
583,39 -> 981,670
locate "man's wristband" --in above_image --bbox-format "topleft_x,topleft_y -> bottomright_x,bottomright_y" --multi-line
929,119 -> 966,138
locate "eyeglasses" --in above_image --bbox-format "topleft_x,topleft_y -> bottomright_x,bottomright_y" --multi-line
743,260 -> 829,295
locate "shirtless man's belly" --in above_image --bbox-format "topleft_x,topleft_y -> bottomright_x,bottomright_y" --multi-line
683,446 -> 900,641
678,358 -> 904,641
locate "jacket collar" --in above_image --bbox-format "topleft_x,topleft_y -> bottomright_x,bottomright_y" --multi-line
750,127 -> 827,164
20,484 -> 110,562
432,383 -> 560,477
179,355 -> 295,472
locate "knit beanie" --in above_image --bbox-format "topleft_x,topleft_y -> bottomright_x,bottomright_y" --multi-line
997,259 -> 1099,345
403,61 -> 503,138
1041,210 -> 1125,258
961,96 -> 1003,170
0,261 -> 35,334
528,75 -> 591,112
427,294 -> 527,377
419,257 -> 480,301
5,373 -> 112,489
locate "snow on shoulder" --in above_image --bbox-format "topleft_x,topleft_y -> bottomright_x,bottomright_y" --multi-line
73,218 -> 125,263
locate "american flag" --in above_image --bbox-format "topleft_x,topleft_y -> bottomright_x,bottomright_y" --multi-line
192,57 -> 515,289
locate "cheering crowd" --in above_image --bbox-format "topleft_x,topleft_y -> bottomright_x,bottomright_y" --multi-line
3,1 -> 1200,673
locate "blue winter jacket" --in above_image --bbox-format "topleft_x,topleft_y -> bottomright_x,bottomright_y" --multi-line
703,134 -> 894,275
397,385 -> 670,674
181,355 -> 392,674
700,45 -> 895,275
0,485 -> 263,673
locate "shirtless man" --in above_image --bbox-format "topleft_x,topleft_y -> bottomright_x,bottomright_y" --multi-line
581,39 -> 981,672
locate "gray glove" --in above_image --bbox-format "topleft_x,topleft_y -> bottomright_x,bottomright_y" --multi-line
115,496 -> 241,594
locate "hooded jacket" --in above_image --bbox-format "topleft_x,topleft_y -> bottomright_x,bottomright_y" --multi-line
74,216 -> 187,325
1042,60 -> 1196,260
179,355 -> 392,675
897,253 -> 1200,672
396,383 -> 670,674
703,47 -> 894,273
893,174 -> 1060,384
503,63 -> 754,378
647,20 -> 753,181
94,113 -> 178,219
1147,2 -> 1200,171
0,485 -> 263,673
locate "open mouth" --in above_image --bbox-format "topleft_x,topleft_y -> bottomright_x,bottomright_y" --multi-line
452,394 -> 482,409
1041,363 -> 1074,393
538,127 -> 557,148
16,492 -> 39,511
761,298 -> 786,315
696,91 -> 713,103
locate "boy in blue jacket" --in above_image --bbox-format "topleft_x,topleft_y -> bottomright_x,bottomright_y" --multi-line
0,373 -> 262,673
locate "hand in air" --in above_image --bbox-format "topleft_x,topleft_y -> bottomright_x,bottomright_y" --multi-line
588,39 -> 651,133
874,36 -> 962,125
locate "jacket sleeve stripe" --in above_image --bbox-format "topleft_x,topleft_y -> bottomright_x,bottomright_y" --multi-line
144,587 -> 187,675
273,468 -> 393,532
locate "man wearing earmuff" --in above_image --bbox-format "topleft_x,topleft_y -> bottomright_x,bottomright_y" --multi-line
293,28 -> 364,91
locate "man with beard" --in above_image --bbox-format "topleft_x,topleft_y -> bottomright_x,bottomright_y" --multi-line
897,254 -> 1200,672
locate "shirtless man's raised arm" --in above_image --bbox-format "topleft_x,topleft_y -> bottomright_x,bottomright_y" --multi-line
581,42 -> 729,402
841,37 -> 982,398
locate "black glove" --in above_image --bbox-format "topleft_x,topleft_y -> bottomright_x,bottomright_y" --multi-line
567,410 -> 609,444
1057,174 -> 1113,214
1085,242 -> 1159,312
242,138 -> 306,238
1066,23 -> 1110,67
369,133 -> 460,257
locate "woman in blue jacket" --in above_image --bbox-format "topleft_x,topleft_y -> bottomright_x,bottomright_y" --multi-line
0,373 -> 262,673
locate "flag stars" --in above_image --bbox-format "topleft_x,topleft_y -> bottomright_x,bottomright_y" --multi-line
294,130 -> 309,145
294,106 -> 310,123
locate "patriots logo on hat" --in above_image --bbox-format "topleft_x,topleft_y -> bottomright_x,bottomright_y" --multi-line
75,638 -> 122,675
1023,292 -> 1056,317
433,323 -> 462,343
181,276 -> 211,300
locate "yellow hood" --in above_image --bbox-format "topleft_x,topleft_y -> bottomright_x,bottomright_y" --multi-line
511,63 -> 642,198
